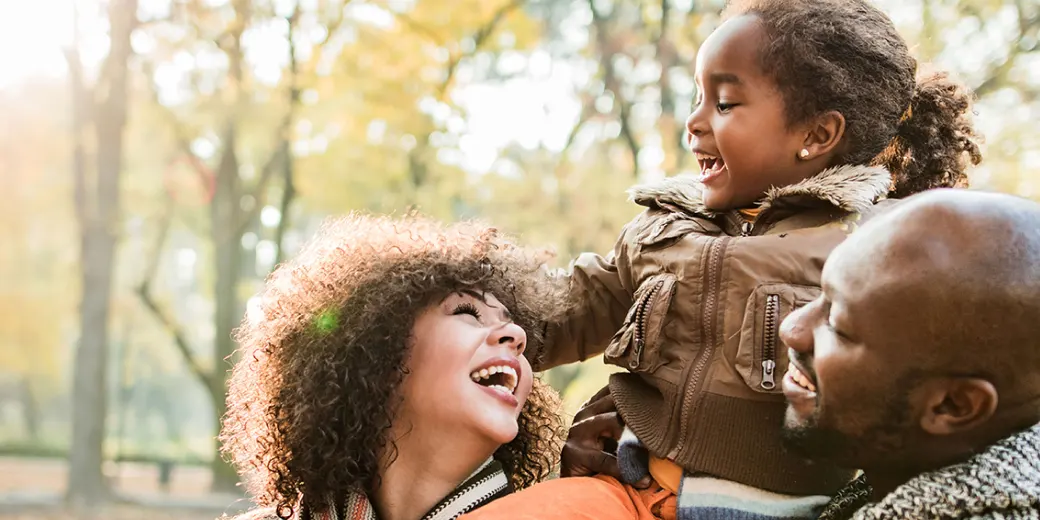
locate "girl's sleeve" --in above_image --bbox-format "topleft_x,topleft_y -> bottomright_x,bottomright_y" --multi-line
528,225 -> 635,371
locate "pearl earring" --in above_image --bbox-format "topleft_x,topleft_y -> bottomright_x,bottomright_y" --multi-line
799,148 -> 810,159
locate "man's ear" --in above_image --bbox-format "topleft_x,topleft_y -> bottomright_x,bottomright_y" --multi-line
802,110 -> 846,158
918,378 -> 998,436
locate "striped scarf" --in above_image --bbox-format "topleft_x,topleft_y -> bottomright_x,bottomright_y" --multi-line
617,427 -> 829,520
300,458 -> 512,520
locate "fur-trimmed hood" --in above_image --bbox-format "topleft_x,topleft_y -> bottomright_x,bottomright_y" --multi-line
628,164 -> 893,218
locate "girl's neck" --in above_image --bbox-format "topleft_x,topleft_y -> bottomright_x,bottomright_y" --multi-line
372,424 -> 498,520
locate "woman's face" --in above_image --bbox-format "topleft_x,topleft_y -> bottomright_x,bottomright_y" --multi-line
397,290 -> 535,446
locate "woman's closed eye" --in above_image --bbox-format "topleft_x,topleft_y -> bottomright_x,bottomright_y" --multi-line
453,302 -> 482,322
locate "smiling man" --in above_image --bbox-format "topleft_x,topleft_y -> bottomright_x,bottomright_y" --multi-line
779,189 -> 1040,519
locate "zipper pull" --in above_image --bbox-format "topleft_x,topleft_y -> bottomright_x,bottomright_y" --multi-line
630,338 -> 644,369
741,221 -> 753,237
761,360 -> 776,390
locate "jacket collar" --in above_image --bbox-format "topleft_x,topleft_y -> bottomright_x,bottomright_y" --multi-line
821,422 -> 1040,520
293,458 -> 512,520
627,164 -> 892,218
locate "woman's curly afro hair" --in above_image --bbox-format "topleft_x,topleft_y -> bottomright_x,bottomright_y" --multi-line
220,213 -> 566,519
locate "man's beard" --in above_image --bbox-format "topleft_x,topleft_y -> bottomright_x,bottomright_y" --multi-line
781,379 -> 917,466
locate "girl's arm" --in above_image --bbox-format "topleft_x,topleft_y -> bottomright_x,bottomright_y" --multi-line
529,231 -> 635,370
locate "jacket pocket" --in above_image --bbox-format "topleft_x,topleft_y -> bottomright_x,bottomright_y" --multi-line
604,273 -> 677,372
736,284 -> 820,393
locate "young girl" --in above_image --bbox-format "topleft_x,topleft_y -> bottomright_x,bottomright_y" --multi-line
468,0 -> 982,518
221,214 -> 566,520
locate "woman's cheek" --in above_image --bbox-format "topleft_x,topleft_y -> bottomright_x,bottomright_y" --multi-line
514,357 -> 535,413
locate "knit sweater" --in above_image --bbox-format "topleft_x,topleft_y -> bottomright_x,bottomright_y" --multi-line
818,422 -> 1040,520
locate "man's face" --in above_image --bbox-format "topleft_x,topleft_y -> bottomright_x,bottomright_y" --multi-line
778,225 -> 941,471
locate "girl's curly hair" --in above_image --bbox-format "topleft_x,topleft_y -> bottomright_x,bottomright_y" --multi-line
220,213 -> 566,519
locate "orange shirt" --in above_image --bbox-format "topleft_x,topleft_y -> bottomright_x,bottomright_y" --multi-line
648,456 -> 683,495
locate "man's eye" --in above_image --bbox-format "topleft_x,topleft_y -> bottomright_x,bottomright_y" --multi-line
827,319 -> 851,341
453,302 -> 482,321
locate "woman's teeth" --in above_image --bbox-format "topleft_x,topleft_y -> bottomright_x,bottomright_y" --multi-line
789,365 -> 817,393
470,365 -> 518,394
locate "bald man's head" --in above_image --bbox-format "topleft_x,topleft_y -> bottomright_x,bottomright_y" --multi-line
780,189 -> 1040,476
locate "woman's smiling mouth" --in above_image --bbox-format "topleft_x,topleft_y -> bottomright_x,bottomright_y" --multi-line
469,364 -> 519,395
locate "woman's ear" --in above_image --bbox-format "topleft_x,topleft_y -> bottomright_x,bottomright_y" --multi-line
802,110 -> 846,159
918,378 -> 998,436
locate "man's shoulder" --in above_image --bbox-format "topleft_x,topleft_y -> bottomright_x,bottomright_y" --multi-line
837,423 -> 1040,520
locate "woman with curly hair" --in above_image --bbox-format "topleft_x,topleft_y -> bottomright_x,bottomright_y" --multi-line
221,213 -> 566,520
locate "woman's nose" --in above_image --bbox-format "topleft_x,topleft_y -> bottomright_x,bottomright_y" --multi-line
488,321 -> 527,356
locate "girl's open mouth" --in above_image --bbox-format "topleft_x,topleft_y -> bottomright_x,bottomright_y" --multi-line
695,152 -> 727,183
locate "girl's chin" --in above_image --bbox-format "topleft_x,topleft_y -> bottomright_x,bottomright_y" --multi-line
701,189 -> 733,211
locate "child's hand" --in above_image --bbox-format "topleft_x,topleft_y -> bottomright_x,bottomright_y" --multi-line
560,385 -> 623,480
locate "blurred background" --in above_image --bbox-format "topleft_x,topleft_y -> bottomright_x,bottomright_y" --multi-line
0,0 -> 1037,518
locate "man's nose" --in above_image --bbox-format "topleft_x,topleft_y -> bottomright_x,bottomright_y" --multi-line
488,321 -> 526,356
779,302 -> 815,355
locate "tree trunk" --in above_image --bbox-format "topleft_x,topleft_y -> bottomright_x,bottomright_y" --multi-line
208,381 -> 238,492
272,161 -> 296,267
205,4 -> 252,492
66,0 -> 137,509
273,5 -> 300,267
20,376 -> 40,439
209,127 -> 244,493
68,222 -> 116,509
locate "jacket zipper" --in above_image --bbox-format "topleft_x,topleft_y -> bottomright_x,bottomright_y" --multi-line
631,280 -> 665,370
761,294 -> 780,390
668,236 -> 729,460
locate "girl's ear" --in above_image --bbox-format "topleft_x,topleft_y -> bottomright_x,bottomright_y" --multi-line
802,110 -> 846,159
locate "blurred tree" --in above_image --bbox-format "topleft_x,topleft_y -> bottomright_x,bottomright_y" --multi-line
64,0 -> 139,508
135,0 -> 307,492
0,79 -> 74,441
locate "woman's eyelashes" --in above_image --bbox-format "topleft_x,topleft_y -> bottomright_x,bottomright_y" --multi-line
452,302 -> 482,321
